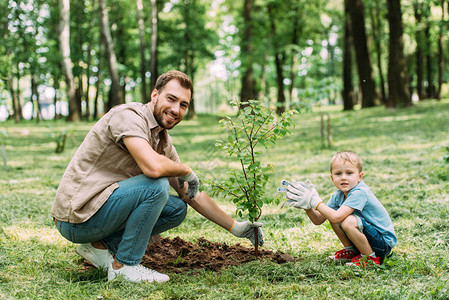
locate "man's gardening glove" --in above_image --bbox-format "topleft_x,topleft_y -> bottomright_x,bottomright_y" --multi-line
229,221 -> 264,246
178,169 -> 199,199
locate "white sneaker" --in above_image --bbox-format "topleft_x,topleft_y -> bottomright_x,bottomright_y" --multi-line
108,263 -> 170,283
76,243 -> 114,270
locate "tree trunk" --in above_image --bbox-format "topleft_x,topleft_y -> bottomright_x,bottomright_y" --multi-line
183,0 -> 196,120
239,0 -> 257,107
348,0 -> 378,108
424,17 -> 434,99
8,77 -> 20,123
136,0 -> 148,103
53,79 -> 61,119
258,60 -> 267,102
76,75 -> 83,116
414,3 -> 425,100
343,0 -> 354,111
369,0 -> 387,104
267,4 -> 286,114
58,0 -> 81,122
94,46 -> 103,119
31,75 -> 42,122
99,0 -> 124,111
437,0 -> 445,100
387,0 -> 411,107
84,0 -> 96,120
85,45 -> 92,119
149,0 -> 159,91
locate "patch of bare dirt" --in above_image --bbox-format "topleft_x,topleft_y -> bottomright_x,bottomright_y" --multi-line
141,236 -> 296,274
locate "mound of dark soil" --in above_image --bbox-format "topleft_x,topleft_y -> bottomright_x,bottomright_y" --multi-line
141,236 -> 296,273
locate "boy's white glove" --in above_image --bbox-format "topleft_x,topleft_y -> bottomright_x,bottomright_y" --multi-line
278,179 -> 322,210
230,221 -> 264,246
178,169 -> 199,199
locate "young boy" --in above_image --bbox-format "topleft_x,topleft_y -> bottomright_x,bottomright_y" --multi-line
279,151 -> 396,266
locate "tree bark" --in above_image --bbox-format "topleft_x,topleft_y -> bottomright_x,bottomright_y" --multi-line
136,0 -> 148,103
84,0 -> 96,120
387,0 -> 411,107
288,6 -> 300,107
369,0 -> 387,104
8,77 -> 20,123
31,75 -> 42,122
239,0 -> 257,107
414,3 -> 425,100
267,4 -> 286,114
343,0 -> 354,111
99,0 -> 124,111
347,0 -> 378,108
183,0 -> 196,120
437,0 -> 445,100
149,0 -> 159,91
58,0 -> 81,122
424,15 -> 434,99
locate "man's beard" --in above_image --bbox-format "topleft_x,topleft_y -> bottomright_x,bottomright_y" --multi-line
153,98 -> 180,129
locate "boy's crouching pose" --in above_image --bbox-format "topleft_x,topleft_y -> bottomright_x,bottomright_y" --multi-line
279,151 -> 397,266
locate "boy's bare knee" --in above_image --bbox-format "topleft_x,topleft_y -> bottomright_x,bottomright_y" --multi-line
341,215 -> 357,231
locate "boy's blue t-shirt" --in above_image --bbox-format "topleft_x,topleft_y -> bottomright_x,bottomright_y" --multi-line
327,181 -> 397,248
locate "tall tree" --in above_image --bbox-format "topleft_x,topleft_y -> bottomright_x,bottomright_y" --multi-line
387,0 -> 411,107
368,0 -> 387,104
347,0 -> 379,108
239,0 -> 257,105
437,0 -> 445,100
267,2 -> 286,114
343,0 -> 354,111
414,2 -> 425,100
99,0 -> 124,111
149,0 -> 159,90
58,0 -> 81,121
136,0 -> 148,102
423,3 -> 435,99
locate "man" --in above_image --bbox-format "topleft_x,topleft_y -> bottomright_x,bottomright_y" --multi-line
52,70 -> 263,283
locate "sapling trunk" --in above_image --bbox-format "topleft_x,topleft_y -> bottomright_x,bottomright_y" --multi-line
254,227 -> 259,257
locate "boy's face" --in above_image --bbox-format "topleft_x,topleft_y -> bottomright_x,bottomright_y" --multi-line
330,158 -> 364,196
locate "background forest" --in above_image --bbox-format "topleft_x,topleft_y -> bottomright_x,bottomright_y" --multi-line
0,0 -> 448,122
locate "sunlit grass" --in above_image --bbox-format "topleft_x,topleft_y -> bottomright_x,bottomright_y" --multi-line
0,100 -> 448,298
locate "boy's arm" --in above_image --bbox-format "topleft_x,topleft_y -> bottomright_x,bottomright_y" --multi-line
314,204 -> 354,224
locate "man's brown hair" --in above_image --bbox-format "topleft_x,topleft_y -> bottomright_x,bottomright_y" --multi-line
154,70 -> 194,100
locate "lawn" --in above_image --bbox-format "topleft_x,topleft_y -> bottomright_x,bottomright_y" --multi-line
0,100 -> 448,299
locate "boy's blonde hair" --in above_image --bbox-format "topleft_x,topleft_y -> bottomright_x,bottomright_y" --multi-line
330,151 -> 363,173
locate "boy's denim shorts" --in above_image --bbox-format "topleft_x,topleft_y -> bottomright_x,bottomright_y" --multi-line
355,215 -> 392,263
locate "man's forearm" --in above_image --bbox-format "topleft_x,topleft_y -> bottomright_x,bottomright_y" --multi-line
183,191 -> 234,230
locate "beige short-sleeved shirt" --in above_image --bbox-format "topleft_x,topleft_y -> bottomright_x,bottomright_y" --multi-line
51,102 -> 180,223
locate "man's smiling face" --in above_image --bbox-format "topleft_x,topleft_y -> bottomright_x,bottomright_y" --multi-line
150,79 -> 191,129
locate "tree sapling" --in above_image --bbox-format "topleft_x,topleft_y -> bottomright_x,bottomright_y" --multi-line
211,99 -> 296,255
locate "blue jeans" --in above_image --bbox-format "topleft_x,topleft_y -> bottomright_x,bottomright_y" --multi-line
355,215 -> 391,263
56,175 -> 187,265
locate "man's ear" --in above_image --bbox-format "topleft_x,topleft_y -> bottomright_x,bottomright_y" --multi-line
150,89 -> 158,101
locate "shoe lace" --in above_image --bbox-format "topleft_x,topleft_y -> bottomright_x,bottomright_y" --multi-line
134,264 -> 158,277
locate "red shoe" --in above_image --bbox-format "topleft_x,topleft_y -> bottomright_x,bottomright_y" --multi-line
328,248 -> 358,262
346,254 -> 380,266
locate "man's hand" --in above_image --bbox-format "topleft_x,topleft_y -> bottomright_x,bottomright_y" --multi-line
178,169 -> 199,199
230,221 -> 264,246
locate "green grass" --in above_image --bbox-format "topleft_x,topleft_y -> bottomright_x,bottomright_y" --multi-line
1,100 -> 449,299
